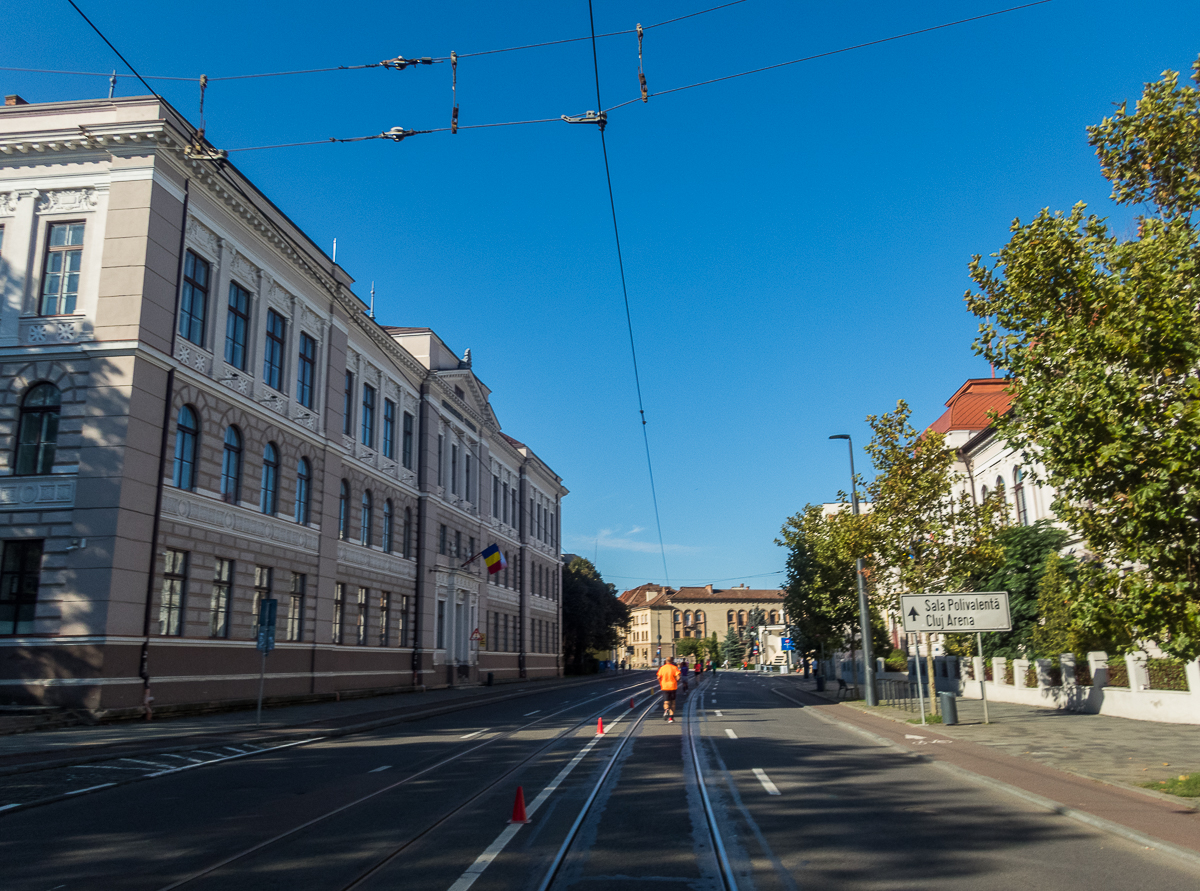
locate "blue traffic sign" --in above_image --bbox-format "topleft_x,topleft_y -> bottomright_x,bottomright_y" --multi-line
781,638 -> 794,651
257,598 -> 277,653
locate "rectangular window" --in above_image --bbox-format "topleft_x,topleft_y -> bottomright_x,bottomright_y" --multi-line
492,475 -> 500,518
0,540 -> 43,635
465,454 -> 473,503
225,282 -> 250,371
492,611 -> 499,652
356,587 -> 368,645
211,558 -> 233,638
297,332 -> 317,409
437,435 -> 444,487
159,549 -> 188,636
253,566 -> 273,630
402,412 -> 414,469
361,384 -> 376,447
333,582 -> 345,643
502,482 -> 509,524
398,594 -> 409,647
40,222 -> 84,316
439,524 -> 447,555
263,309 -> 286,391
179,251 -> 210,347
450,444 -> 458,495
383,399 -> 396,459
379,592 -> 390,646
436,599 -> 446,649
287,572 -> 305,642
454,530 -> 462,559
343,371 -> 354,436
469,536 -> 475,561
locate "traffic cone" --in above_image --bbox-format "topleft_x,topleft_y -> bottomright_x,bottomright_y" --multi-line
508,786 -> 530,824
597,717 -> 605,735
629,697 -> 635,709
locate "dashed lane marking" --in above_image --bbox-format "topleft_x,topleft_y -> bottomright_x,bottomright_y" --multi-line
120,758 -> 174,769
524,710 -> 541,716
714,710 -> 724,717
725,729 -> 738,739
752,768 -> 781,795
460,729 -> 489,739
370,765 -> 392,773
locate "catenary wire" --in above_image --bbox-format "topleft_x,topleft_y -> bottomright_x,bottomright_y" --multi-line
65,0 -> 166,101
584,0 -> 671,588
604,0 -> 1054,112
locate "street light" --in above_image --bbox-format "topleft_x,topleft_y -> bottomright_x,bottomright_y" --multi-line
829,434 -> 878,706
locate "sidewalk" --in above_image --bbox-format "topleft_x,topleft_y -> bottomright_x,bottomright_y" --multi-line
0,671 -> 637,776
791,674 -> 1200,792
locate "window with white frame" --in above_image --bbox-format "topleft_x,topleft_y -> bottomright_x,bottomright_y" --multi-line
179,251 -> 210,347
263,309 -> 286,391
40,222 -> 84,316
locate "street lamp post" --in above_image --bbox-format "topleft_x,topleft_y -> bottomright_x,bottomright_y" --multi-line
829,434 -> 878,706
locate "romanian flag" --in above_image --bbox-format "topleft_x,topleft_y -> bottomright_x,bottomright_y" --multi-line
482,544 -> 506,574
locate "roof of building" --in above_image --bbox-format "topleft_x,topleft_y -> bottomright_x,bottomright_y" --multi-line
618,583 -> 785,608
928,378 -> 1013,435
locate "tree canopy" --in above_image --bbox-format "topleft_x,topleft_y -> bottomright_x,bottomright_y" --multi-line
967,59 -> 1200,658
562,557 -> 629,673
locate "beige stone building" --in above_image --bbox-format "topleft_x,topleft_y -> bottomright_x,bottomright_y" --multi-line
617,583 -> 786,668
0,94 -> 565,714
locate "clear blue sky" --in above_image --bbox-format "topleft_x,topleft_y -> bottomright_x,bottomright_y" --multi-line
4,1 -> 1198,590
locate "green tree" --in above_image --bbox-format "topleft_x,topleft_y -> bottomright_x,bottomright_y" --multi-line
967,59 -> 1200,658
721,626 -> 744,666
676,637 -> 705,659
562,557 -> 629,673
705,632 -> 721,663
777,503 -> 870,665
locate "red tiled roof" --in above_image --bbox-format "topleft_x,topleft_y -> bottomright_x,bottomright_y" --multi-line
928,378 -> 1013,435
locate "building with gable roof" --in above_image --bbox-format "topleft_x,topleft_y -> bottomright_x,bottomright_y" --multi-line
0,93 -> 565,714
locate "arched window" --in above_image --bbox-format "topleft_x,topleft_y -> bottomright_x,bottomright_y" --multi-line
173,405 -> 199,490
727,610 -> 735,627
981,484 -> 989,502
382,499 -> 393,553
15,382 -> 61,476
683,610 -> 692,626
294,458 -> 311,524
260,443 -> 279,515
220,426 -> 242,503
338,480 -> 350,540
674,610 -> 682,624
695,610 -> 705,631
769,610 -> 778,624
360,490 -> 373,547
403,507 -> 413,559
1014,468 -> 1030,526
737,610 -> 746,627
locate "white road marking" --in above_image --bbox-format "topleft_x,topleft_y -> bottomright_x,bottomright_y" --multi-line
752,768 -> 781,795
905,734 -> 926,740
447,706 -> 637,891
460,728 -> 489,739
66,782 -> 116,796
76,764 -> 147,771
725,729 -> 738,739
524,710 -> 541,716
119,758 -> 173,769
714,710 -> 724,717
370,765 -> 392,773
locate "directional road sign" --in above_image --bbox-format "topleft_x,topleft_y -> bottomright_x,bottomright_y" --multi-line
780,638 -> 794,651
900,592 -> 1011,633
256,598 -> 277,653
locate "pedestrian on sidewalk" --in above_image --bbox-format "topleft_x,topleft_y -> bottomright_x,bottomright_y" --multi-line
679,657 -> 690,695
657,657 -> 680,723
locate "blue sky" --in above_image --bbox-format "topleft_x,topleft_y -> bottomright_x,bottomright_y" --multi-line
4,1 -> 1199,590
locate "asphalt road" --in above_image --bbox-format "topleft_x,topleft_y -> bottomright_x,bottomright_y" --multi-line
1,670 -> 1197,891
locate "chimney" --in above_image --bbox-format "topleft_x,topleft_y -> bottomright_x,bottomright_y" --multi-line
5,95 -> 29,106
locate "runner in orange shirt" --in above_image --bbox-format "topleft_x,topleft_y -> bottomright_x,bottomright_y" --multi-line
657,657 -> 681,723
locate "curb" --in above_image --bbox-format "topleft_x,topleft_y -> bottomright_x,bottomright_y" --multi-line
771,687 -> 1200,873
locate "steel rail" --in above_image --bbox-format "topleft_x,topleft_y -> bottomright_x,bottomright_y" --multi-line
155,679 -> 657,891
687,678 -> 740,891
532,695 -> 661,891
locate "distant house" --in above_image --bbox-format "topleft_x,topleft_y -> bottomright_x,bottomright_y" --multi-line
617,583 -> 786,667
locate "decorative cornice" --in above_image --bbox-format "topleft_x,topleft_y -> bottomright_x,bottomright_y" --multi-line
163,490 -> 320,552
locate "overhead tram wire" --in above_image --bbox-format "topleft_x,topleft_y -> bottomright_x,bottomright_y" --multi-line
582,1 -> 671,588
603,0 -> 1055,112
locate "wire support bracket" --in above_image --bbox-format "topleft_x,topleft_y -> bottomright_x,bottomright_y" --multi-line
380,55 -> 435,71
561,110 -> 607,131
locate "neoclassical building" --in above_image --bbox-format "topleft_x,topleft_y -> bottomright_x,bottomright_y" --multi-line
0,94 -> 565,714
618,583 -> 786,668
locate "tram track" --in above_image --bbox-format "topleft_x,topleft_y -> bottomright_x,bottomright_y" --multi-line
154,678 -> 659,891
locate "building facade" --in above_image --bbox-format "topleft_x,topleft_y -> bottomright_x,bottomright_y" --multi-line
617,583 -> 786,668
0,94 -> 565,714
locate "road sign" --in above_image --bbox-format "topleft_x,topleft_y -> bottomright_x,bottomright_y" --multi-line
470,627 -> 482,642
900,592 -> 1011,633
780,638 -> 794,651
257,598 -> 277,653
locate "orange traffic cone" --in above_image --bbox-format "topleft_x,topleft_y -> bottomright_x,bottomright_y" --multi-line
508,786 -> 530,824
597,717 -> 605,735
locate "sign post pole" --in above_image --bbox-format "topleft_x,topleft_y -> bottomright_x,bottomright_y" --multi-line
977,631 -> 989,725
912,633 -> 926,725
255,598 -> 277,727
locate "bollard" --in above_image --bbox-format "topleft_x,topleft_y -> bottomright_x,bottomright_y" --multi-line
487,672 -> 494,687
